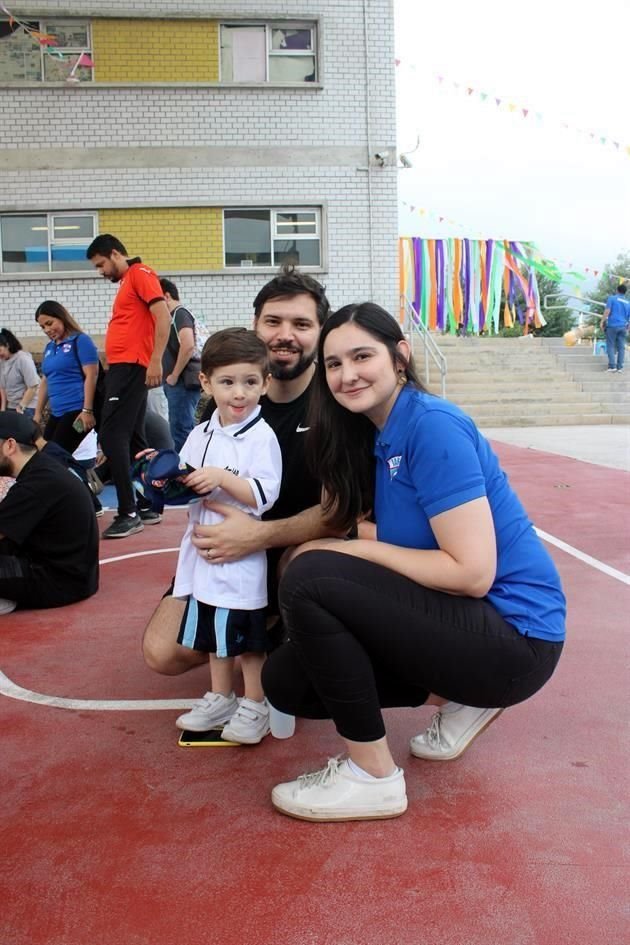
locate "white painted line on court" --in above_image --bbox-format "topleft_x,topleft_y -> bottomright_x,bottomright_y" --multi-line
0,670 -> 196,710
535,528 -> 630,585
99,547 -> 179,566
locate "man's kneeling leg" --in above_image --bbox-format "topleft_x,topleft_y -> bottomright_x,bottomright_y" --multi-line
142,594 -> 207,675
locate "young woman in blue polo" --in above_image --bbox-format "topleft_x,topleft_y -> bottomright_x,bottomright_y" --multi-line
263,302 -> 566,823
34,300 -> 99,454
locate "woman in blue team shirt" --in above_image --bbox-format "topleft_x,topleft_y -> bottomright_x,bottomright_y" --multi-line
263,302 -> 566,823
33,300 -> 99,453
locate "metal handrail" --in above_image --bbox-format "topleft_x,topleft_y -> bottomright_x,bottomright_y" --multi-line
401,296 -> 447,398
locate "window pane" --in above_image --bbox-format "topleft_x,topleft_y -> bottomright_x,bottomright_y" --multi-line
43,21 -> 89,48
276,212 -> 317,235
269,55 -> 315,82
221,26 -> 266,81
273,239 -> 320,267
51,246 -> 93,271
225,210 -> 271,266
53,215 -> 95,240
44,55 -> 91,82
0,22 -> 41,82
271,29 -> 312,51
1,216 -> 48,272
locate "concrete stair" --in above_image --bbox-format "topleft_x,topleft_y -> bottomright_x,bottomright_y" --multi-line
415,335 -> 629,426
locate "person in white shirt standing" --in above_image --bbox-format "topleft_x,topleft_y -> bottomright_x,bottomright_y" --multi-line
171,328 -> 282,744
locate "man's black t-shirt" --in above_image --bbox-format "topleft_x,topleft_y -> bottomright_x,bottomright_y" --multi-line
200,382 -> 320,519
0,451 -> 99,605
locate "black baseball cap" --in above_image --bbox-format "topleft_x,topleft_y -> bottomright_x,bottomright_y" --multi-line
0,413 -> 37,445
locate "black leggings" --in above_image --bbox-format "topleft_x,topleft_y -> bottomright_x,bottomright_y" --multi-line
262,551 -> 563,743
44,410 -> 86,454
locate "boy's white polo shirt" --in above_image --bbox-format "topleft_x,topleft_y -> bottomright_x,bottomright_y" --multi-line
173,405 -> 282,610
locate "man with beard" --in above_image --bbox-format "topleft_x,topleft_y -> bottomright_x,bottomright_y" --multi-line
87,234 -> 170,539
142,266 -> 333,675
0,413 -> 98,614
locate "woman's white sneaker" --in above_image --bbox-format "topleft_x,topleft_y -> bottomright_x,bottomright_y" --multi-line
410,703 -> 503,761
271,757 -> 408,822
0,598 -> 17,615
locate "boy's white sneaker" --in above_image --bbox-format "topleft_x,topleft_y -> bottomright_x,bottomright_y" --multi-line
175,691 -> 238,731
221,697 -> 270,744
271,757 -> 408,822
0,598 -> 17,615
410,703 -> 503,761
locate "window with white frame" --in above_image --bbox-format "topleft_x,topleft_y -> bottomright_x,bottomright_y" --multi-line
0,214 -> 97,273
0,19 -> 92,82
224,209 -> 321,268
220,22 -> 316,82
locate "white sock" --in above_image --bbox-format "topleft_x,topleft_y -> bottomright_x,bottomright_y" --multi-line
347,758 -> 380,781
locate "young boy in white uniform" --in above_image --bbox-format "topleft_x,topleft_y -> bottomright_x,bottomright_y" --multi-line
172,328 -> 282,743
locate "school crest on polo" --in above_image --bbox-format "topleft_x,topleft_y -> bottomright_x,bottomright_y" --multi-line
387,455 -> 402,479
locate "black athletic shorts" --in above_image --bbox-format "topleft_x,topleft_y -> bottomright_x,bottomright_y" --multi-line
176,596 -> 269,657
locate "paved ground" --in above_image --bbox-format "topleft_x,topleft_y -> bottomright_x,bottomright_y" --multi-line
482,424 -> 630,472
1,436 -> 628,945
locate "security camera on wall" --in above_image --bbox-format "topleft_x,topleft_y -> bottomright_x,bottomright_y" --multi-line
374,151 -> 390,167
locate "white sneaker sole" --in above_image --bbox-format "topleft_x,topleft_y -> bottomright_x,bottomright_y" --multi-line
221,724 -> 270,745
271,796 -> 408,822
175,710 -> 237,732
410,708 -> 504,761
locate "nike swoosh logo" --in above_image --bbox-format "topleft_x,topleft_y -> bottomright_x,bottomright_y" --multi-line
296,425 -> 310,433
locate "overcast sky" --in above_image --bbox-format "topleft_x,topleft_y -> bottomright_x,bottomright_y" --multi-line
395,0 -> 630,280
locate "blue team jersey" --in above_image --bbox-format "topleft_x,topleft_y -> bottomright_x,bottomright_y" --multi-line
373,386 -> 566,642
605,294 -> 630,328
41,333 -> 98,416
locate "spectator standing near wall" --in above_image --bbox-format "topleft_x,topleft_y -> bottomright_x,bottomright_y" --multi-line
0,329 -> 39,416
160,278 -> 201,451
86,234 -> 170,539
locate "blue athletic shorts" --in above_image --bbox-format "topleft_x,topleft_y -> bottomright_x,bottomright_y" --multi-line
176,596 -> 269,658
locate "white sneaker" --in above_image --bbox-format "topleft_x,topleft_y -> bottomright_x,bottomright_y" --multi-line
175,691 -> 238,731
410,703 -> 503,761
221,697 -> 270,744
0,598 -> 17,615
271,757 -> 408,822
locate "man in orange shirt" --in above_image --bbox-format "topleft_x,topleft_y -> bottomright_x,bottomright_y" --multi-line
87,234 -> 171,539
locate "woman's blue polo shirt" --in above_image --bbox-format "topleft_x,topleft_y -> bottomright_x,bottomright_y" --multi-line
41,333 -> 98,416
373,386 -> 566,642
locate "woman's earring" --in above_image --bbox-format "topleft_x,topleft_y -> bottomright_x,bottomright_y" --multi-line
398,371 -> 406,386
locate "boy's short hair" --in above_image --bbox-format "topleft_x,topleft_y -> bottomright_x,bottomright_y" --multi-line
159,278 -> 180,300
201,328 -> 269,376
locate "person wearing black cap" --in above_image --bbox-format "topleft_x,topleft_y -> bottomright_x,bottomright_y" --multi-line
0,413 -> 99,614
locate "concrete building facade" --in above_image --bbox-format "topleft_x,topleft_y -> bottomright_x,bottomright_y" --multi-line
0,1 -> 398,340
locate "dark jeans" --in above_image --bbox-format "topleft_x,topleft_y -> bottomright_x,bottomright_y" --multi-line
262,551 -> 563,743
44,410 -> 86,454
605,324 -> 627,370
163,380 -> 200,452
99,363 -> 148,516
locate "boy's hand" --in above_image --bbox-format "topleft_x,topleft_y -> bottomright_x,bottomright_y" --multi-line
182,466 -> 225,495
134,448 -> 158,461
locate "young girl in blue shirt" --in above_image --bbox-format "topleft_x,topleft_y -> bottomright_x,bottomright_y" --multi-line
263,302 -> 566,823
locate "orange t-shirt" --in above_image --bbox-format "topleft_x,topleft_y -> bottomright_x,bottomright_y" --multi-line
105,259 -> 164,367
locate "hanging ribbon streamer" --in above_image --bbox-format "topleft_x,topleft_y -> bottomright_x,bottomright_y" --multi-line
399,237 -> 547,335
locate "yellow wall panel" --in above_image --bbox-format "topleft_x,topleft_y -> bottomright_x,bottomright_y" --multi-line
92,20 -> 219,83
98,208 -> 224,271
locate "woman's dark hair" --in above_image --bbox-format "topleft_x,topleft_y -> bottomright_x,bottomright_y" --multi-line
0,327 -> 23,354
307,302 -> 425,532
34,300 -> 82,335
200,327 -> 269,376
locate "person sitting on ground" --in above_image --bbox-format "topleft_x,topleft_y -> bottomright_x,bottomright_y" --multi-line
164,329 -> 282,744
0,413 -> 99,615
262,302 -> 566,823
0,328 -> 39,417
33,300 -> 99,454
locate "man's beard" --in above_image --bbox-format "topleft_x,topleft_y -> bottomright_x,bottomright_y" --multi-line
269,348 -> 316,382
0,457 -> 14,477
